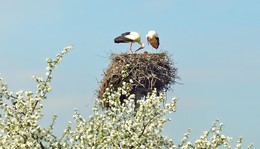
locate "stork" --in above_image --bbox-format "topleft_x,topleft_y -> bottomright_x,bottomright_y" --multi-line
145,30 -> 160,52
114,31 -> 145,53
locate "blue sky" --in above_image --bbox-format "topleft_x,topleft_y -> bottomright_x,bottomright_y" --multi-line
1,0 -> 259,147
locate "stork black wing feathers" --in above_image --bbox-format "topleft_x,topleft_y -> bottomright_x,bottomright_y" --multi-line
114,35 -> 133,43
121,32 -> 131,36
156,37 -> 160,47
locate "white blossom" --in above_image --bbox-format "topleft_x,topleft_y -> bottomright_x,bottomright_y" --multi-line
0,45 -> 252,148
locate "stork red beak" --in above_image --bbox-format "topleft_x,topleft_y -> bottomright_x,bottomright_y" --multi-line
135,47 -> 142,52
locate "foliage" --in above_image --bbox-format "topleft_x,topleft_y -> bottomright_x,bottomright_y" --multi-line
0,46 -> 253,148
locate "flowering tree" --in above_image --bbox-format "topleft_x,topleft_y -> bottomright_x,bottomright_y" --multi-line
0,46 -> 253,148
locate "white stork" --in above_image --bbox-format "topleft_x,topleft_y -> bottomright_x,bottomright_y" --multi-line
146,30 -> 160,51
114,31 -> 145,53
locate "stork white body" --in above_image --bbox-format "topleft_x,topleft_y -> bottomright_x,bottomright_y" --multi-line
146,30 -> 160,51
114,31 -> 145,53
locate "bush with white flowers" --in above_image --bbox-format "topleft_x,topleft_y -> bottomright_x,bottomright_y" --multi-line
0,46 -> 252,148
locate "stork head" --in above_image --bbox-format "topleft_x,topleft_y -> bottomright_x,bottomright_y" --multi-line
140,43 -> 145,49
135,42 -> 145,52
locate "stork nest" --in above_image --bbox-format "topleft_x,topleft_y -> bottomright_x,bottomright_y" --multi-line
98,52 -> 178,108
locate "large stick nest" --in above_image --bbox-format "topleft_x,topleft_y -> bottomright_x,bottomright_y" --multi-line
98,52 -> 178,108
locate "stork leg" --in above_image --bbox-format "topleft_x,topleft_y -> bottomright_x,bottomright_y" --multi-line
130,43 -> 133,53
